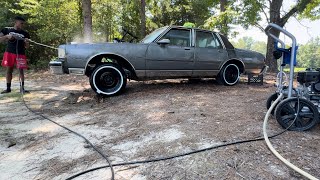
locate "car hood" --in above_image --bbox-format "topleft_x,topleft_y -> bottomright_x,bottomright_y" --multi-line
59,42 -> 139,50
58,42 -> 149,60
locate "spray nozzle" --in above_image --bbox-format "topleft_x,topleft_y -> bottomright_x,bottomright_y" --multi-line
9,32 -> 25,40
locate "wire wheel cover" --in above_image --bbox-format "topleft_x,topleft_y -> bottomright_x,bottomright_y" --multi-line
93,67 -> 123,94
223,64 -> 239,85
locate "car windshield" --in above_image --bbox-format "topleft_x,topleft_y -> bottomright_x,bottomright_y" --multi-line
140,27 -> 168,43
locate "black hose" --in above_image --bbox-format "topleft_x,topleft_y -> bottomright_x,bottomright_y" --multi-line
21,93 -> 115,180
67,94 -> 303,180
66,137 -> 262,179
66,120 -> 296,180
20,90 -> 299,180
15,38 -> 115,180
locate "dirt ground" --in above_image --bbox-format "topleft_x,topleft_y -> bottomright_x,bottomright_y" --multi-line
0,70 -> 319,180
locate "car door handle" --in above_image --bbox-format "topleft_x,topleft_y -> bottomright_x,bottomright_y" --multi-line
184,48 -> 191,50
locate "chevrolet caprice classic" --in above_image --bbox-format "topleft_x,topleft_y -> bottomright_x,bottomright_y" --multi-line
50,26 -> 266,96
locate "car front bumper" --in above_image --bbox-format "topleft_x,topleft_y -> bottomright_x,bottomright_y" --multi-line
49,60 -> 64,74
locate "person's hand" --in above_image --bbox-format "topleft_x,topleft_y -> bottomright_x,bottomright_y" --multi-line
6,34 -> 13,40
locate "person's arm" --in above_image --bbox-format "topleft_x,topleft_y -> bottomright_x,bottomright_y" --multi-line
0,32 -> 12,43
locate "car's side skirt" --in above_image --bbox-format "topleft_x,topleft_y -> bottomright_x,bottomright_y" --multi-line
136,70 -> 220,80
146,70 -> 192,79
192,70 -> 219,77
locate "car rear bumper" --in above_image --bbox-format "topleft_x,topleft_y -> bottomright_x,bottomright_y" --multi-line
245,65 -> 268,75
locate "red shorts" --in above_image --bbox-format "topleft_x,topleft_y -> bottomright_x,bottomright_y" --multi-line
1,52 -> 28,69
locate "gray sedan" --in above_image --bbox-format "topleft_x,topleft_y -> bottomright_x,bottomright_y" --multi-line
51,26 -> 265,96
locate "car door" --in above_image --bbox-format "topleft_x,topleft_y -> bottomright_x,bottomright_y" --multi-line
193,30 -> 228,77
145,28 -> 194,78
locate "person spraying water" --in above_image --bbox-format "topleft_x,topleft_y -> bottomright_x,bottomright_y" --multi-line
0,16 -> 30,94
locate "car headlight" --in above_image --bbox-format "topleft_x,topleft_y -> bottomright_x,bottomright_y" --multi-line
58,48 -> 66,58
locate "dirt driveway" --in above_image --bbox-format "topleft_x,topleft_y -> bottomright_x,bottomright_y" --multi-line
0,71 -> 319,180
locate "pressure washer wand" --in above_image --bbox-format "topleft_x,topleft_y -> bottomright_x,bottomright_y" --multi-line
27,39 -> 58,50
9,32 -> 58,50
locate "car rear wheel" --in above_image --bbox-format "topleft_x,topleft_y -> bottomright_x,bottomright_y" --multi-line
217,64 -> 240,86
89,64 -> 127,96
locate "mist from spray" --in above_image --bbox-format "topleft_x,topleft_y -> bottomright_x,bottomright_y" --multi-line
71,32 -> 111,44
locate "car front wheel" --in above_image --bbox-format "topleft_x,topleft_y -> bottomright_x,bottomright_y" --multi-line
89,64 -> 127,96
217,64 -> 240,86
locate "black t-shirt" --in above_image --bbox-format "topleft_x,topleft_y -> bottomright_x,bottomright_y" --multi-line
1,27 -> 30,55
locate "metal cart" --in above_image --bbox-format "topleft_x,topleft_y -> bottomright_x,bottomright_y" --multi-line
265,23 -> 320,131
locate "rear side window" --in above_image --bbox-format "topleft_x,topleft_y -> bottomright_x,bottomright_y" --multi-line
219,34 -> 235,49
196,31 -> 222,49
160,29 -> 191,47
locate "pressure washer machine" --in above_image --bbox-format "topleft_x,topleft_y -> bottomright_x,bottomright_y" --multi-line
265,23 -> 320,131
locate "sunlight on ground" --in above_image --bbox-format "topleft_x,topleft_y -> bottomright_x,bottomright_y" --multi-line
31,123 -> 59,133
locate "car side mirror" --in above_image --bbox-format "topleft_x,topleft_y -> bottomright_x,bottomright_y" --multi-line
157,39 -> 170,45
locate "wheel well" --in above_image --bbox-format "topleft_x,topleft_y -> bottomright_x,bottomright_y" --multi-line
221,59 -> 244,73
85,54 -> 137,79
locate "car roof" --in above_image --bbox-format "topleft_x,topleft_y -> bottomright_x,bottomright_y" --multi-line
169,25 -> 219,34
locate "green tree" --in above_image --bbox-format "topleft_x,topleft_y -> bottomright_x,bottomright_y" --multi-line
232,36 -> 266,55
148,0 -> 214,29
0,0 -> 19,58
233,37 -> 254,49
204,0 -> 320,72
11,0 -> 81,68
263,0 -> 314,72
251,41 -> 267,55
297,37 -> 320,68
120,0 -> 141,39
204,0 -> 262,37
299,0 -> 320,20
92,0 -> 121,42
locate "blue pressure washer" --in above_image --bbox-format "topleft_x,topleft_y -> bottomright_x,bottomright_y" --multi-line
265,23 -> 320,131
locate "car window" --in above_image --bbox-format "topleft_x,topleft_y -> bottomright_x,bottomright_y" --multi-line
218,33 -> 234,49
160,29 -> 191,47
196,31 -> 222,49
141,26 -> 167,43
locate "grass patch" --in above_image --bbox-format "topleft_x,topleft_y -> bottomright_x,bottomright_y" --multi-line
0,128 -> 14,136
0,67 -> 6,81
283,67 -> 306,73
0,91 -> 23,102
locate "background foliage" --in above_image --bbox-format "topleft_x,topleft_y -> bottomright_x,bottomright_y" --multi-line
0,0 -> 319,70
233,36 -> 320,69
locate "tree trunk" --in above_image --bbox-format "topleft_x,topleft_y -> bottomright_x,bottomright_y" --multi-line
82,0 -> 92,43
266,0 -> 311,72
266,30 -> 281,72
140,0 -> 146,38
265,0 -> 283,73
220,0 -> 228,36
220,0 -> 226,12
